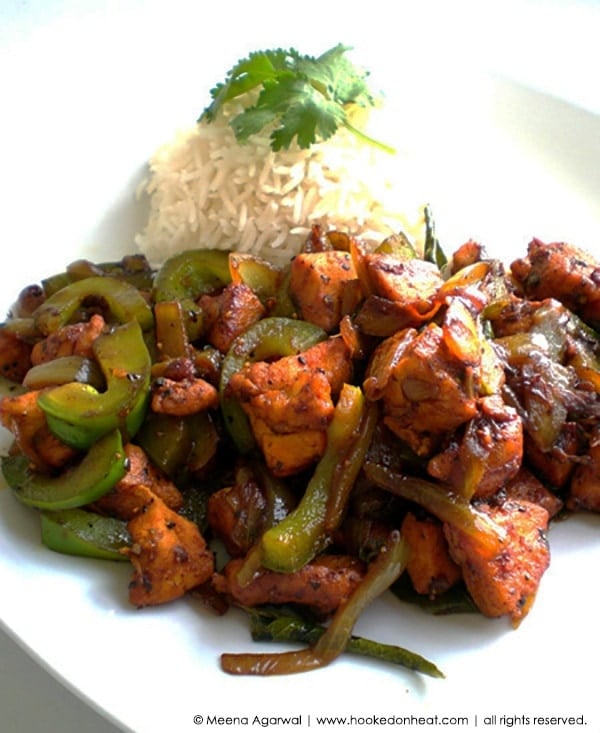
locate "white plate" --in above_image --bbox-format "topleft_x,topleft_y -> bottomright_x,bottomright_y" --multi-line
1,3 -> 600,732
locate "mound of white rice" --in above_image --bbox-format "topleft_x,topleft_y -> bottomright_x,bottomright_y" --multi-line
135,100 -> 425,267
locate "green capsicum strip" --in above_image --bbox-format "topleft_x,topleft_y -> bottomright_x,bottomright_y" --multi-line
228,252 -> 283,306
152,249 -> 231,341
41,254 -> 155,295
40,507 -> 131,561
324,400 -> 379,532
259,384 -> 368,574
37,319 -> 151,450
2,429 -> 127,510
136,409 -> 219,486
23,355 -> 105,391
154,300 -> 191,360
0,375 -> 27,399
1,317 -> 39,341
33,276 -> 154,335
136,412 -> 192,480
220,317 -> 327,454
66,254 -> 155,291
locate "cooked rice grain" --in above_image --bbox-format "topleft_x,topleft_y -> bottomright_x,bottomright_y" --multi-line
135,106 -> 424,267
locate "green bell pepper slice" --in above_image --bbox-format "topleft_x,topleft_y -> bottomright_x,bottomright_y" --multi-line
136,410 -> 219,487
136,412 -> 191,480
0,376 -> 27,398
41,255 -> 155,296
260,384 -> 370,573
2,428 -> 127,510
33,276 -> 154,335
37,319 -> 151,450
152,249 -> 231,341
228,252 -> 283,306
65,254 -> 155,291
154,300 -> 191,361
219,317 -> 327,454
40,508 -> 131,560
23,355 -> 105,390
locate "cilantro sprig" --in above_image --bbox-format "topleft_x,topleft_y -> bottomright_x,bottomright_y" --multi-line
199,44 -> 395,154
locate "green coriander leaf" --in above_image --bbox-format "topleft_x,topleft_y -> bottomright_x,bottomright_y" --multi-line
230,106 -> 278,143
202,49 -> 296,121
272,97 -> 342,151
297,44 -> 374,107
199,44 -> 394,153
255,76 -> 346,151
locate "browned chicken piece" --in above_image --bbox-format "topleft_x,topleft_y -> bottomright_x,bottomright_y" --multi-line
511,238 -> 600,328
30,424 -> 77,469
0,389 -> 43,438
486,296 -> 542,338
302,222 -> 335,253
31,313 -> 106,365
0,389 -> 76,470
150,352 -> 222,388
247,421 -> 327,477
121,443 -> 185,510
364,253 -> 443,320
427,395 -> 523,499
151,376 -> 219,416
567,426 -> 600,512
0,328 -> 32,382
444,499 -> 550,623
230,362 -> 333,434
289,250 -> 363,333
364,323 -> 479,456
226,337 -> 353,476
355,254 -> 446,337
157,356 -> 197,381
524,423 -> 585,490
213,554 -> 366,617
123,496 -> 214,608
450,239 -> 485,273
503,468 -> 563,519
95,481 -> 156,522
93,443 -> 184,520
198,283 -> 266,353
401,512 -> 462,598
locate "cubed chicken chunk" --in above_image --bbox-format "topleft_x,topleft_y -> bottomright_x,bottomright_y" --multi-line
444,499 -> 550,623
289,250 -> 362,333
213,554 -> 366,617
226,337 -> 352,475
124,496 -> 214,608
511,238 -> 600,328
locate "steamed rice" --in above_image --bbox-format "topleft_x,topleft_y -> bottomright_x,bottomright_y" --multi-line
135,101 -> 425,267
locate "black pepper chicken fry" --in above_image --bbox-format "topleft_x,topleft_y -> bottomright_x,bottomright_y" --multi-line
1,232 -> 599,677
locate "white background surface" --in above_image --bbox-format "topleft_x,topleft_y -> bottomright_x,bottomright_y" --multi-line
1,2 -> 600,732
